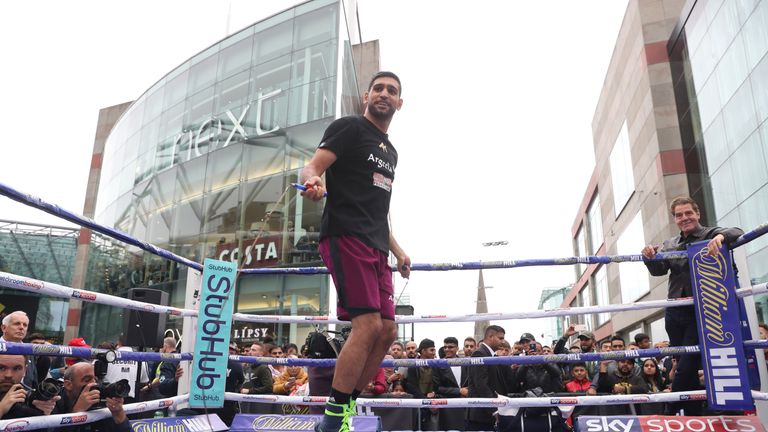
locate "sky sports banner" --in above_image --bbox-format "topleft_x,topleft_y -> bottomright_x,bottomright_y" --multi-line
576,415 -> 766,432
688,240 -> 752,411
189,258 -> 237,408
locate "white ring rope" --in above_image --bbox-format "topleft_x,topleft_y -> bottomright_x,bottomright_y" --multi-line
1,270 -> 766,325
3,390 -> 767,431
0,395 -> 187,431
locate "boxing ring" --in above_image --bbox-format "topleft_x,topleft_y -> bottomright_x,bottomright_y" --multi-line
1,180 -> 768,431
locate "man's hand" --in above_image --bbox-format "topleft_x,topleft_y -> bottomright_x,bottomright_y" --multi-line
706,234 -> 725,257
30,396 -> 60,415
175,366 -> 183,380
73,383 -> 100,412
586,387 -> 597,396
106,397 -> 127,425
564,324 -> 576,338
641,245 -> 658,259
387,372 -> 402,383
0,384 -> 27,417
302,176 -> 326,202
459,387 -> 469,397
396,253 -> 411,279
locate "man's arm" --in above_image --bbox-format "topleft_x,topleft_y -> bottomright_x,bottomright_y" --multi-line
432,367 -> 460,397
554,325 -> 576,354
299,148 -> 337,201
389,232 -> 411,278
642,243 -> 670,276
467,364 -> 494,398
252,367 -> 274,394
707,227 -> 745,254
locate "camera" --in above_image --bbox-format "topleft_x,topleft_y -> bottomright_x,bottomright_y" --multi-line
94,379 -> 131,399
92,351 -> 131,402
24,378 -> 63,404
529,343 -> 537,352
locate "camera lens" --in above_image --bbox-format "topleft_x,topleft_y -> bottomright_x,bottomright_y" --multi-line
103,379 -> 131,398
28,378 -> 63,402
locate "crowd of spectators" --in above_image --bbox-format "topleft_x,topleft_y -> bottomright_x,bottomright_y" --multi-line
3,308 -> 768,430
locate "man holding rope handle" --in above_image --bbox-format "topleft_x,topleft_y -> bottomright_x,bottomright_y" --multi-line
300,71 -> 410,432
641,196 -> 743,416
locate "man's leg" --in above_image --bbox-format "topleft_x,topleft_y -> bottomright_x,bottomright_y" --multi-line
316,313 -> 389,432
352,319 -> 397,392
332,313 -> 389,393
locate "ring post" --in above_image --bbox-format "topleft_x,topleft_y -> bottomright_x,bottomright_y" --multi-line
189,259 -> 237,409
689,241 -> 753,410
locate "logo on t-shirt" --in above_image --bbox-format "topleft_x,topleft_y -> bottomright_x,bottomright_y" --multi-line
379,142 -> 388,153
373,172 -> 392,192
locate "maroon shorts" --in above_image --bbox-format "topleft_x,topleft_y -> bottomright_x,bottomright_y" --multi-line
319,236 -> 394,321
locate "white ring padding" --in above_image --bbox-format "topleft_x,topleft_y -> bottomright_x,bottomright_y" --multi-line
0,395 -> 187,431
1,270 -> 766,325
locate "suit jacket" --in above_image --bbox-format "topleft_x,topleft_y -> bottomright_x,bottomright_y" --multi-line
433,365 -> 463,397
466,343 -> 514,425
433,364 -> 468,431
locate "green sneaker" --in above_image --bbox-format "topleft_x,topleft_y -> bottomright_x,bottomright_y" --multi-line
314,400 -> 352,432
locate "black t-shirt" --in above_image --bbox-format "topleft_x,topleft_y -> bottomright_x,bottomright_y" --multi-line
318,115 -> 398,252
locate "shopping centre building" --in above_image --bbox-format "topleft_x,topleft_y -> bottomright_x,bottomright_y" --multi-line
567,0 -> 768,342
56,0 -> 379,346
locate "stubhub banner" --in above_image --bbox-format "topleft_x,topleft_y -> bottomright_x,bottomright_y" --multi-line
189,258 -> 236,408
688,241 -> 752,410
576,415 -> 766,432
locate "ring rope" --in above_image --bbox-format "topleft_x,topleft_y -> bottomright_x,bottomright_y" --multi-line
0,395 -> 187,431
2,270 -> 766,325
2,181 -> 767,276
2,181 -> 768,429
3,340 -> 767,368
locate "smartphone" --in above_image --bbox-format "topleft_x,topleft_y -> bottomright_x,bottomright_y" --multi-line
573,324 -> 587,332
529,343 -> 536,352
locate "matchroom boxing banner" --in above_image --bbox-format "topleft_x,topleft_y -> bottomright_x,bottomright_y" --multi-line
189,258 -> 237,408
688,240 -> 753,411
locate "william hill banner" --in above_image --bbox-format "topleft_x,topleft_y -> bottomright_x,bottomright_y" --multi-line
190,258 -> 237,408
688,241 -> 752,411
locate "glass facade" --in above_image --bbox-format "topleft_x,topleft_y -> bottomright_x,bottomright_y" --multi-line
0,221 -> 76,342
80,0 -> 362,345
670,0 -> 768,322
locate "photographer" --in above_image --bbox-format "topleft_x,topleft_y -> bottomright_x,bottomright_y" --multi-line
54,362 -> 130,432
0,354 -> 59,419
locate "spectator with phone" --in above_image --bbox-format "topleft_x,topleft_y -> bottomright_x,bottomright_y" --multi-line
273,356 -> 308,395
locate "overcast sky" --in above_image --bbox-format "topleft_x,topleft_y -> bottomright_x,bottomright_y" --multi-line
0,0 -> 629,345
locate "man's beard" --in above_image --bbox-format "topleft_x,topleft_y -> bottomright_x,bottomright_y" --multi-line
368,102 -> 395,120
407,352 -> 417,359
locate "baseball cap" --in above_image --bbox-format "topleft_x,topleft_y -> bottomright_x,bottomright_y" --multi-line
519,333 -> 535,342
578,331 -> 595,340
417,338 -> 435,352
